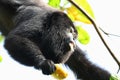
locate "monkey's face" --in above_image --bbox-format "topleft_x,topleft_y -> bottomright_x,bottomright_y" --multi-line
53,26 -> 77,63
41,12 -> 78,63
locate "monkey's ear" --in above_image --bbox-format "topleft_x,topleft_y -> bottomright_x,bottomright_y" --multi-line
45,12 -> 72,29
50,12 -> 69,23
44,12 -> 63,29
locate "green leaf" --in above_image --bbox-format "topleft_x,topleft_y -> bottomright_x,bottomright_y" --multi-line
76,26 -> 90,45
0,35 -> 4,42
67,0 -> 95,24
0,55 -> 2,62
75,0 -> 94,18
48,0 -> 61,8
110,75 -> 120,80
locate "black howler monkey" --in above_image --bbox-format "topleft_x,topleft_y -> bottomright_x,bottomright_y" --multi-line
0,0 -> 111,80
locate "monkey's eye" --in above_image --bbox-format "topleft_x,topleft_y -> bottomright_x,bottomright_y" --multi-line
67,27 -> 74,33
70,28 -> 73,33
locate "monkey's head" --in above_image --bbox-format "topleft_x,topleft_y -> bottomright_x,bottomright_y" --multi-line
41,12 -> 78,63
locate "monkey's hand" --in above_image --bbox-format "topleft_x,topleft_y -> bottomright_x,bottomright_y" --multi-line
52,64 -> 68,79
39,60 -> 56,75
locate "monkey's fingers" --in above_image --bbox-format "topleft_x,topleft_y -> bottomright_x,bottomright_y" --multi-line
52,64 -> 68,80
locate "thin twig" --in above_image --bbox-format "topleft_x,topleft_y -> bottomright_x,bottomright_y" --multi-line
68,0 -> 120,70
99,27 -> 120,37
117,68 -> 120,73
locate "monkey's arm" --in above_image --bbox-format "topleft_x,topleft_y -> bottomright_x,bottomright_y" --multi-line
66,46 -> 111,80
4,34 -> 56,75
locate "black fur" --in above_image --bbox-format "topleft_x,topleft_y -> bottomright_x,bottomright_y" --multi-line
1,0 -> 111,80
3,0 -> 77,75
66,46 -> 110,80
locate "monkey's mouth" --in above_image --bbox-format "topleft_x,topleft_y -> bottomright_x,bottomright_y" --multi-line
53,41 -> 76,63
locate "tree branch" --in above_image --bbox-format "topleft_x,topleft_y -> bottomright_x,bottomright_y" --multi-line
68,0 -> 120,71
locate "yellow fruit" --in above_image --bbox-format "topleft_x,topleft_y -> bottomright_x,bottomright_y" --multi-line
52,64 -> 68,80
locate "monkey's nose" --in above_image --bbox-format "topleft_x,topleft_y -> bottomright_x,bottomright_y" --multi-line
69,40 -> 76,49
66,38 -> 76,51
